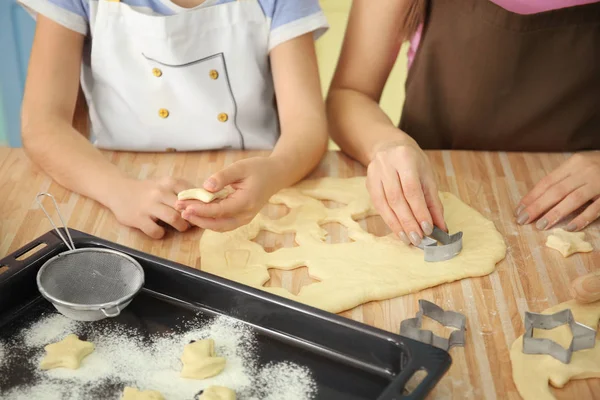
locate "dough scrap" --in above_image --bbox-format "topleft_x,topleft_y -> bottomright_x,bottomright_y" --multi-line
197,386 -> 236,400
178,187 -> 233,203
181,339 -> 226,380
200,177 -> 507,313
510,300 -> 600,400
121,387 -> 165,400
39,334 -> 94,370
545,228 -> 593,257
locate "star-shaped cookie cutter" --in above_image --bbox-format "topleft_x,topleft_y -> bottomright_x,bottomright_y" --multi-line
522,309 -> 597,364
416,226 -> 463,262
399,299 -> 466,351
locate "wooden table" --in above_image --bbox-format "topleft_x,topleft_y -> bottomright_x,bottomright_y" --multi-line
1,147 -> 598,399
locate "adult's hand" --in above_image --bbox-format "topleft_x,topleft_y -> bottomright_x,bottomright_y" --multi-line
516,152 -> 600,231
366,139 -> 447,246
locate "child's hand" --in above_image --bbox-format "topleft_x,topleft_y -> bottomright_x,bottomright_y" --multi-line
108,177 -> 193,239
176,157 -> 282,232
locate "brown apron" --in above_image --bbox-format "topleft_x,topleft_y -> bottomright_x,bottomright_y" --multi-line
399,0 -> 600,151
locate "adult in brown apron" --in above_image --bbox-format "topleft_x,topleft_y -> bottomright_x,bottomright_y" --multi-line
400,0 -> 600,151
327,0 -> 600,246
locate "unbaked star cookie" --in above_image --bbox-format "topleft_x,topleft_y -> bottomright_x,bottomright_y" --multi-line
40,334 -> 94,370
121,386 -> 165,400
195,386 -> 236,400
545,228 -> 593,257
181,338 -> 226,380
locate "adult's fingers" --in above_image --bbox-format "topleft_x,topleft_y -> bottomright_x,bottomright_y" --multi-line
366,171 -> 409,245
397,169 -> 433,236
537,186 -> 596,230
152,204 -> 189,232
517,179 -> 584,226
380,168 -> 422,245
565,197 -> 600,232
182,212 -> 241,232
516,163 -> 571,215
204,161 -> 247,192
422,176 -> 446,232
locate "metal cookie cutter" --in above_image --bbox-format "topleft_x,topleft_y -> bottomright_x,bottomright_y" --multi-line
522,309 -> 597,364
400,299 -> 466,351
416,226 -> 463,262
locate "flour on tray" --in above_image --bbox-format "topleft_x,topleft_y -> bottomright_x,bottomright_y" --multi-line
1,312 -> 317,400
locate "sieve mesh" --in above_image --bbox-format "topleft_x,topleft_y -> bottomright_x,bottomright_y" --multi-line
38,249 -> 144,306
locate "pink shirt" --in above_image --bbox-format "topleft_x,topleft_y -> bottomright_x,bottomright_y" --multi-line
407,0 -> 600,67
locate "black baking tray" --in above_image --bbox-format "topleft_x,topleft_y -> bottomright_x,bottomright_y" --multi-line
0,228 -> 451,399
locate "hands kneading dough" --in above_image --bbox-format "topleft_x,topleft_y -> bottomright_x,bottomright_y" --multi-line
196,386 -> 236,400
121,387 -> 165,400
39,334 -> 94,370
177,187 -> 233,203
545,228 -> 593,257
181,338 -> 226,380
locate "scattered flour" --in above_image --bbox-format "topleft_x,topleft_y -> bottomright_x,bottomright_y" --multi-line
1,312 -> 317,400
0,341 -> 4,364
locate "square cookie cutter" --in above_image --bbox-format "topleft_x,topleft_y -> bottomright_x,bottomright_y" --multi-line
400,299 -> 466,351
522,309 -> 597,364
416,226 -> 463,262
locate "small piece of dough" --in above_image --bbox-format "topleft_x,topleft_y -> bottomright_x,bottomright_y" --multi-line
121,387 -> 165,400
545,228 -> 593,257
177,187 -> 232,203
181,339 -> 226,379
39,334 -> 94,370
197,386 -> 236,400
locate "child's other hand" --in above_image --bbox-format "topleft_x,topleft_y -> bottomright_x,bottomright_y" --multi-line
176,157 -> 282,232
109,177 -> 193,239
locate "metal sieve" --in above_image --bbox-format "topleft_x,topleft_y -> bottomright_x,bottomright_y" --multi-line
35,193 -> 145,321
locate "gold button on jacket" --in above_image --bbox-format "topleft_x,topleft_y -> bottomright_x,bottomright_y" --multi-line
152,68 -> 163,77
209,70 -> 219,80
159,108 -> 170,118
218,113 -> 229,122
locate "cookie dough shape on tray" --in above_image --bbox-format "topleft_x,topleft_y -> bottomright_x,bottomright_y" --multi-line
39,334 -> 94,370
181,338 -> 226,380
197,386 -> 236,400
121,387 -> 165,400
510,300 -> 600,400
200,177 -> 507,313
545,228 -> 593,257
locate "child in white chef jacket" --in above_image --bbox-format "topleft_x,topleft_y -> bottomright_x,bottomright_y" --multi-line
19,0 -> 330,238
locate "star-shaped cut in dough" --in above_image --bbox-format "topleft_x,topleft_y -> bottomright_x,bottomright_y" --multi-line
180,338 -> 226,380
121,387 -> 165,400
545,228 -> 593,257
39,334 -> 94,370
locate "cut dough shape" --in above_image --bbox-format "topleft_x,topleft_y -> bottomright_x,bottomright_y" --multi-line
510,300 -> 600,400
200,177 -> 507,313
181,339 -> 226,380
545,228 -> 593,257
196,386 -> 236,400
121,387 -> 165,400
39,334 -> 94,370
178,187 -> 233,203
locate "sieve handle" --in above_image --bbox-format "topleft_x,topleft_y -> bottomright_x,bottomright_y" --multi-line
35,193 -> 76,251
101,305 -> 121,318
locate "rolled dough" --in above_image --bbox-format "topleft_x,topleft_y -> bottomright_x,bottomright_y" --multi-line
199,177 -> 506,313
545,229 -> 593,257
510,300 -> 600,400
178,187 -> 233,203
39,334 -> 94,370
